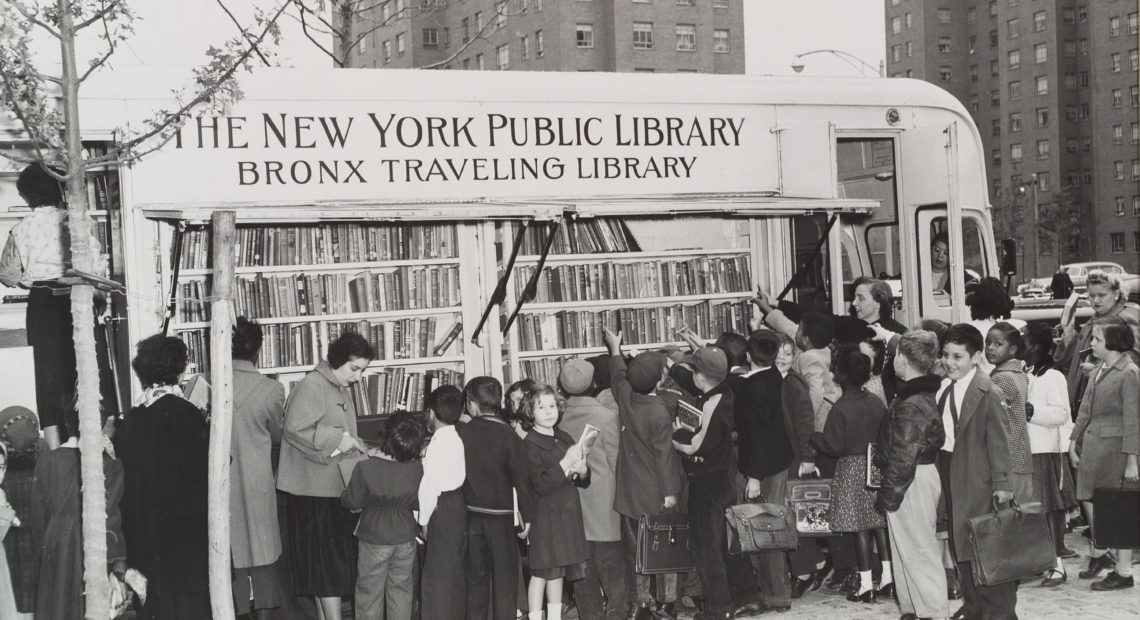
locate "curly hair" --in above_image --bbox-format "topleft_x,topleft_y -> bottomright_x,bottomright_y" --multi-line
896,330 -> 939,374
232,316 -> 263,362
966,277 -> 1013,321
833,343 -> 872,388
505,378 -> 537,422
379,411 -> 427,462
1086,270 -> 1126,303
17,163 -> 63,207
426,385 -> 464,425
132,334 -> 189,387
518,384 -> 565,431
1024,322 -> 1057,376
327,332 -> 376,369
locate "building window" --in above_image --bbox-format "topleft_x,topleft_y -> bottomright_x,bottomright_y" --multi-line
939,37 -> 952,53
1035,76 -> 1048,95
383,40 -> 391,63
993,148 -> 1002,166
1067,172 -> 1080,187
905,13 -> 913,28
1132,122 -> 1139,144
1079,39 -> 1088,56
1111,16 -> 1121,37
576,24 -> 594,48
461,17 -> 470,42
1063,7 -> 1075,24
1134,159 -> 1140,180
991,89 -> 1000,107
676,24 -> 696,51
462,58 -> 470,70
938,8 -> 951,24
676,0 -> 695,5
1037,172 -> 1050,191
1130,49 -> 1139,71
713,0 -> 728,8
1080,103 -> 1090,120
633,22 -> 653,49
906,41 -> 913,57
1114,89 -> 1123,108
891,45 -> 902,62
991,59 -> 999,76
496,44 -> 509,69
968,6 -> 977,24
1114,125 -> 1125,144
1010,112 -> 1022,132
1082,138 -> 1091,152
970,94 -> 980,112
1063,40 -> 1076,57
535,30 -> 544,57
713,29 -> 730,53
1009,80 -> 1021,99
970,65 -> 979,82
1135,196 -> 1140,217
1008,18 -> 1019,38
992,118 -> 1001,137
1037,140 -> 1050,159
1065,106 -> 1078,121
1134,232 -> 1140,252
990,29 -> 998,47
1036,108 -> 1048,127
1111,232 -> 1125,254
380,1 -> 391,21
938,67 -> 952,82
1116,197 -> 1126,216
521,35 -> 529,59
891,16 -> 901,35
1010,143 -> 1023,162
1115,161 -> 1125,180
969,35 -> 977,54
358,32 -> 367,55
423,28 -> 439,48
1066,137 -> 1078,153
1008,49 -> 1020,69
495,1 -> 507,29
396,32 -> 406,56
1077,5 -> 1088,23
1111,53 -> 1122,72
990,1 -> 998,17
1083,169 -> 1093,184
1131,12 -> 1139,35
475,52 -> 484,69
1034,11 -> 1046,31
1064,73 -> 1077,90
1080,71 -> 1089,87
1034,44 -> 1047,64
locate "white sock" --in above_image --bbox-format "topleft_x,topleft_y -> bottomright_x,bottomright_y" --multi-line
547,602 -> 563,620
528,611 -> 543,620
880,560 -> 893,586
858,570 -> 874,595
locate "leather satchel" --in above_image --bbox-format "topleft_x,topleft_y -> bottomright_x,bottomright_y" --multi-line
725,500 -> 799,554
635,513 -> 694,575
1092,483 -> 1140,549
965,499 -> 1055,586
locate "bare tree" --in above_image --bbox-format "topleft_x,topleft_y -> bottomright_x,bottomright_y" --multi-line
1037,187 -> 1082,265
0,2 -> 286,617
290,0 -> 521,68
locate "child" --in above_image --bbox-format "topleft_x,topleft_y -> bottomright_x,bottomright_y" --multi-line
810,345 -> 890,603
419,386 -> 468,620
937,324 -> 1015,618
341,411 -> 427,620
520,384 -> 590,620
507,379 -> 538,439
1023,322 -> 1076,587
985,321 -> 1036,504
1069,317 -> 1139,591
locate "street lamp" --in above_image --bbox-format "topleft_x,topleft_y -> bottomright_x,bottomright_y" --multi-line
791,49 -> 885,77
1017,174 -> 1041,278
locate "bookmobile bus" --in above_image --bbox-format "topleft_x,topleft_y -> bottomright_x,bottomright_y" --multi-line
2,67 -> 1010,409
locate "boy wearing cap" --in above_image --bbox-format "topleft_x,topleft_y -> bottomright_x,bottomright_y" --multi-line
602,327 -> 684,620
558,358 -> 628,620
671,345 -> 737,620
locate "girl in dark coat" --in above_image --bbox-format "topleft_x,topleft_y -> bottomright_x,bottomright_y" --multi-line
520,384 -> 590,620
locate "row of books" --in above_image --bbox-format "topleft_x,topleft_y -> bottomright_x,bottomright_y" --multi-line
512,254 -> 752,303
179,223 -> 460,269
518,357 -> 572,389
85,171 -> 120,212
515,300 -> 752,351
175,265 -> 462,322
179,322 -> 318,373
352,368 -> 465,417
519,219 -> 638,255
327,317 -> 463,360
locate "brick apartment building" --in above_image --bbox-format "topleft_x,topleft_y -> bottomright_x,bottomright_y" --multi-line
885,0 -> 1140,275
338,0 -> 744,75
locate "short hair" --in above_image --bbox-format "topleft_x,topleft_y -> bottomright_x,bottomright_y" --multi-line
464,376 -> 503,418
852,276 -> 895,319
426,385 -> 463,425
747,330 -> 781,368
505,379 -> 537,421
920,318 -> 950,342
987,321 -> 1023,357
1086,270 -> 1126,302
933,231 -> 949,247
17,163 -> 63,207
1093,316 -> 1136,353
231,316 -> 263,362
715,332 -> 748,368
775,332 -> 795,351
966,277 -> 1013,321
799,312 -> 835,349
327,332 -> 375,369
132,334 -> 189,387
833,343 -> 871,387
896,330 -> 939,374
943,323 -> 985,356
379,411 -> 427,462
517,384 -> 565,431
1024,322 -> 1057,376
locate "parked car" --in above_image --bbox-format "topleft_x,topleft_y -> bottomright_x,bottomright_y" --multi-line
1061,261 -> 1128,291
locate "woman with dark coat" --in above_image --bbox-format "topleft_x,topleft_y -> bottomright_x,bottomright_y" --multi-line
116,335 -> 210,619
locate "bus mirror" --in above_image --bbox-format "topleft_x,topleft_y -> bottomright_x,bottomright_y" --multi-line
1001,238 -> 1017,276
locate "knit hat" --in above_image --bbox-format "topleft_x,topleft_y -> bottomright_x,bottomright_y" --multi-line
683,346 -> 728,384
0,406 -> 40,460
559,359 -> 594,395
627,351 -> 666,393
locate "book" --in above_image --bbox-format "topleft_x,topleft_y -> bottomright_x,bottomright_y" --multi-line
576,424 -> 601,456
865,443 -> 883,489
676,400 -> 703,431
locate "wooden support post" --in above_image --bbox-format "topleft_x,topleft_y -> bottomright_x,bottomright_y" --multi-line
208,210 -> 237,620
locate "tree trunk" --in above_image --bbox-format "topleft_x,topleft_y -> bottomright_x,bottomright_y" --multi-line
208,211 -> 237,620
57,1 -> 110,617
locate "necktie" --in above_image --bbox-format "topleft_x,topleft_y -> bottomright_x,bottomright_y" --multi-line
937,379 -> 959,435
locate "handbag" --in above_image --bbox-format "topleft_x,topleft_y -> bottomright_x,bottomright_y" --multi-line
786,478 -> 833,537
635,512 -> 694,575
725,496 -> 799,554
1092,482 -> 1140,549
965,499 -> 1055,586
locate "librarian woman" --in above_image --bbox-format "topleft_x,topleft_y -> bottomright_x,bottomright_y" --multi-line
275,332 -> 374,620
0,163 -> 114,449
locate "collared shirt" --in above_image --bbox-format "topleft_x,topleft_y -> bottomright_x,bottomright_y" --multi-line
418,423 -> 466,526
937,366 -> 977,453
0,206 -> 105,288
742,365 -> 772,379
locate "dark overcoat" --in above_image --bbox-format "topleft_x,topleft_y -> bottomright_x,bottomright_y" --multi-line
523,429 -> 589,572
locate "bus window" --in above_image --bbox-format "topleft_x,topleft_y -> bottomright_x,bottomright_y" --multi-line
788,214 -> 834,313
917,209 -> 991,318
838,137 -> 900,315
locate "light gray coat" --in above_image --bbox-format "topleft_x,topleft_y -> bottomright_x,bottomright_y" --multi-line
230,360 -> 286,569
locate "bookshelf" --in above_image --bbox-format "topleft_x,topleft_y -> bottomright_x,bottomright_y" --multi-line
498,217 -> 758,386
162,221 -> 473,418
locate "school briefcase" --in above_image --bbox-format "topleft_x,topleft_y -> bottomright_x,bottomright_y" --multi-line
787,478 -> 833,537
635,513 -> 694,575
965,499 -> 1054,586
726,500 -> 799,554
1092,483 -> 1140,549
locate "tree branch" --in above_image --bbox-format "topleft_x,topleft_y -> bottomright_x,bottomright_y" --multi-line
292,0 -> 342,66
214,0 -> 272,67
74,0 -> 125,31
9,2 -> 61,39
420,1 -> 514,70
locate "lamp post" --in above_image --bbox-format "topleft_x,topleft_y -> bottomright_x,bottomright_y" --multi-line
1017,174 -> 1040,279
791,49 -> 885,77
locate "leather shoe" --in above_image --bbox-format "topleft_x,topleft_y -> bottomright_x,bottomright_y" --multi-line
946,571 -> 963,600
876,582 -> 896,599
840,571 -> 861,595
811,558 -> 834,590
824,566 -> 850,590
844,590 -> 876,603
1039,568 -> 1066,587
1079,553 -> 1116,579
1090,571 -> 1135,591
1059,547 -> 1078,559
757,603 -> 790,614
790,576 -> 813,599
655,602 -> 679,620
949,607 -> 975,620
733,602 -> 762,618
634,604 -> 655,620
693,612 -> 734,620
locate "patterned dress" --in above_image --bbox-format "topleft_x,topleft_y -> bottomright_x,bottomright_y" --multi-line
810,390 -> 887,532
990,359 -> 1036,503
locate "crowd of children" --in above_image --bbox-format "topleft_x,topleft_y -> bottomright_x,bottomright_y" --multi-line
0,269 -> 1138,620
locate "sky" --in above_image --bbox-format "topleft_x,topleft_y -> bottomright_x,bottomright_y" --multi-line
99,0 -> 886,77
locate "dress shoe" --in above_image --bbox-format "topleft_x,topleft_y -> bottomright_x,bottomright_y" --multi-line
810,558 -> 833,590
790,576 -> 813,599
845,589 -> 876,603
757,603 -> 791,614
681,595 -> 704,614
1090,571 -> 1135,591
840,571 -> 861,595
693,612 -> 734,620
945,569 -> 963,600
1039,568 -> 1067,587
1079,553 -> 1116,579
824,566 -> 849,590
876,582 -> 896,599
1059,547 -> 1078,559
654,602 -> 679,620
732,602 -> 762,618
634,603 -> 656,620
949,606 -> 975,620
